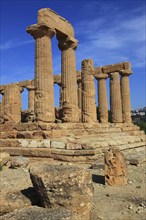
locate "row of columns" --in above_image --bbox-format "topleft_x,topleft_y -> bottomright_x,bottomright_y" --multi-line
0,66 -> 132,124
95,69 -> 132,123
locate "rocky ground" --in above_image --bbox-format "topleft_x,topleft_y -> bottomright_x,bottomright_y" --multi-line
90,159 -> 146,220
0,154 -> 145,220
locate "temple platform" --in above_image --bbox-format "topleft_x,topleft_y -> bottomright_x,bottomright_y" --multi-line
0,122 -> 145,164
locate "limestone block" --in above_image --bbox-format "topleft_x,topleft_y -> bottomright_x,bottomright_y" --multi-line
38,8 -> 74,37
104,148 -> 127,186
30,163 -> 93,220
50,140 -> 66,149
10,156 -> 29,168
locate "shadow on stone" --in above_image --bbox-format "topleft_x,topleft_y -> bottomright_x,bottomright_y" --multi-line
92,174 -> 105,185
21,187 -> 41,206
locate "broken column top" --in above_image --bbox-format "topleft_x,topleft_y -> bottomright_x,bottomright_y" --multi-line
38,8 -> 74,38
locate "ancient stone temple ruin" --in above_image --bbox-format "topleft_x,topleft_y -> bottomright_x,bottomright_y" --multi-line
0,8 -> 145,162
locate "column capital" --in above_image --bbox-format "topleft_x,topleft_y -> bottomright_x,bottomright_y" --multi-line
58,36 -> 78,51
26,24 -> 56,39
26,86 -> 36,91
119,70 -> 133,77
95,73 -> 108,80
109,71 -> 119,79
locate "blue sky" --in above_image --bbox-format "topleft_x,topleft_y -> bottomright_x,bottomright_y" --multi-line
0,0 -> 145,110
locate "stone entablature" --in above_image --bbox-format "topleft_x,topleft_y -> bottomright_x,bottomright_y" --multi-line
38,8 -> 74,37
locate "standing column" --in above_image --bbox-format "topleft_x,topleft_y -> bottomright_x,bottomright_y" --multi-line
27,24 -> 55,122
110,72 -> 123,123
0,91 -> 4,123
95,71 -> 108,123
77,79 -> 82,122
27,86 -> 35,112
3,84 -> 21,123
120,70 -> 132,123
58,36 -> 79,122
81,59 -> 97,123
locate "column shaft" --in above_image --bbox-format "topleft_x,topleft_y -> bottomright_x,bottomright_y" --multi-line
3,84 -> 21,123
110,72 -> 123,123
35,36 -> 54,122
58,38 -> 79,122
120,72 -> 132,123
0,94 -> 4,123
26,24 -> 55,122
97,74 -> 108,123
81,59 -> 97,123
28,88 -> 35,112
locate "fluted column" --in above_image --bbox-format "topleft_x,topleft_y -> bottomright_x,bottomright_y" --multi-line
110,72 -> 123,123
95,70 -> 108,123
58,36 -> 79,122
120,70 -> 132,123
81,59 -> 97,123
27,86 -> 35,112
77,79 -> 82,122
0,91 -> 4,123
3,84 -> 21,123
27,24 -> 55,122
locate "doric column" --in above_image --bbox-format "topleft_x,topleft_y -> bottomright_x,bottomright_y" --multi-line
95,69 -> 108,123
110,72 -> 123,123
27,86 -> 35,112
27,24 -> 55,122
3,84 -> 22,123
58,36 -> 79,122
81,59 -> 97,123
120,70 -> 132,123
77,79 -> 82,110
0,91 -> 4,123
77,79 -> 82,122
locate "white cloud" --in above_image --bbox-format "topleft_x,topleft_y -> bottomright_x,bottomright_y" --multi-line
0,39 -> 33,50
75,4 -> 145,69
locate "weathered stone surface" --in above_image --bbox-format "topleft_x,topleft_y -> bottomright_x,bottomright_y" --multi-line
18,139 -> 50,148
10,156 -> 29,168
95,70 -> 108,123
110,72 -> 123,123
3,84 -> 21,123
0,152 -> 10,167
50,140 -> 66,149
126,150 -> 146,165
98,61 -> 131,74
105,148 -> 127,186
0,168 -> 39,215
58,36 -> 79,122
30,163 -> 93,219
81,59 -> 97,123
27,24 -> 55,123
0,206 -> 74,220
38,8 -> 74,37
120,70 -> 132,123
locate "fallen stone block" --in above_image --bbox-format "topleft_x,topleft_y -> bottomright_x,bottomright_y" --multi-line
30,163 -> 93,220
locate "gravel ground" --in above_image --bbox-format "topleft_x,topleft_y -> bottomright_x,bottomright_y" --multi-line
90,162 -> 146,220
